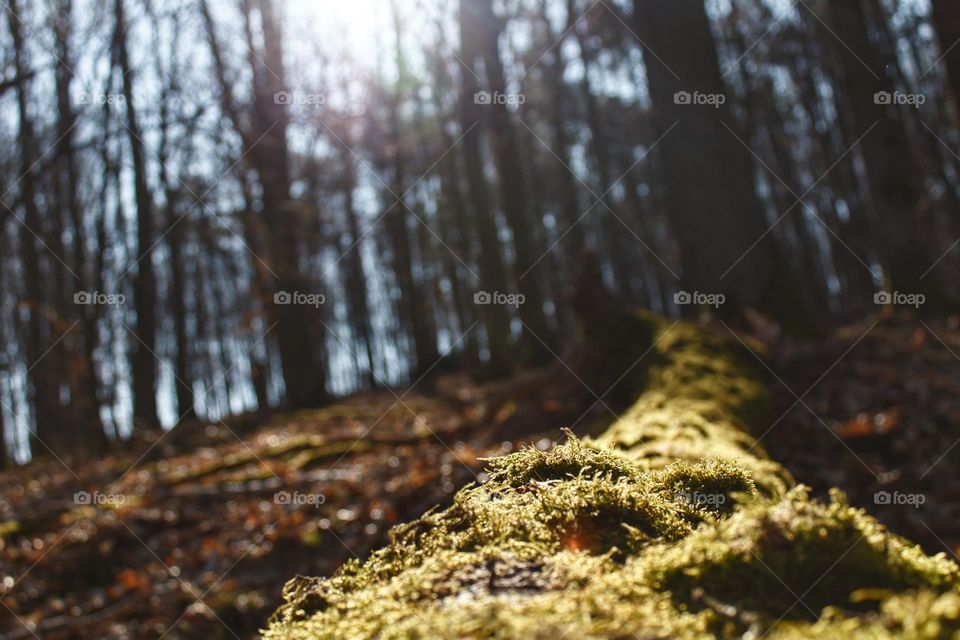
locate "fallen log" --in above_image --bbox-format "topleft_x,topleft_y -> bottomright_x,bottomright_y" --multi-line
264,311 -> 960,639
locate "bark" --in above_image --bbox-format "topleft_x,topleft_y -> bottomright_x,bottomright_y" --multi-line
255,0 -> 328,408
265,309 -> 960,639
930,0 -> 960,114
114,0 -> 160,431
425,31 -> 483,366
472,0 -> 556,364
458,0 -> 512,377
7,0 -> 62,454
52,0 -> 106,448
572,20 -> 634,301
201,0 -> 328,410
631,0 -> 790,315
825,0 -> 946,304
339,146 -> 378,387
154,10 -> 197,422
788,10 -> 878,310
385,7 -> 440,377
537,0 -> 586,256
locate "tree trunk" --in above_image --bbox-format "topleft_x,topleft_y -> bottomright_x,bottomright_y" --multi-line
167,191 -> 196,420
53,0 -> 106,449
572,23 -> 635,301
458,0 -> 513,377
200,0 -> 327,410
825,0 -> 945,304
7,0 -> 62,455
339,147 -> 378,387
538,0 -> 586,257
384,11 -> 440,377
255,0 -> 326,409
266,309 -> 960,638
425,44 -> 483,367
931,0 -> 960,113
631,0 -> 789,315
473,0 -> 556,364
114,0 -> 160,431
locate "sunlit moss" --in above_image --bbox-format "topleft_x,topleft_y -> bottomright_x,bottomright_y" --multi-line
263,313 -> 960,639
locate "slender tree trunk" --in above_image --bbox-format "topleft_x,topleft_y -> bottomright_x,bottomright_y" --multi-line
95,101 -> 121,443
538,0 -> 586,256
384,15 -> 439,377
572,23 -> 634,300
435,121 -> 482,366
7,0 -> 62,455
825,0 -> 947,304
339,149 -> 378,387
458,0 -> 512,376
114,0 -> 160,431
424,43 -> 482,365
473,0 -> 555,364
258,0 -> 327,408
53,0 -> 105,449
201,0 -> 327,409
167,191 -> 196,419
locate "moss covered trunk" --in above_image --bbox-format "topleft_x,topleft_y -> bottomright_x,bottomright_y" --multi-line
265,313 -> 960,639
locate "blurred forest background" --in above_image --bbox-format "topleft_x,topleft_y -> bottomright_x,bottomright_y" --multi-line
1,0 -> 960,461
3,0 -> 960,637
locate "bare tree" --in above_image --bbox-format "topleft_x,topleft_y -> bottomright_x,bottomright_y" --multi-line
201,0 -> 328,409
473,0 -> 556,364
7,0 -> 63,453
113,0 -> 161,430
825,0 -> 944,302
458,0 -> 513,376
631,0 -> 790,315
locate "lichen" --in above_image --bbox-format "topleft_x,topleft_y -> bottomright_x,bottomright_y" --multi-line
263,313 -> 960,639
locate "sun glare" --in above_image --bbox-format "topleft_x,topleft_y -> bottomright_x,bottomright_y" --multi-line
288,0 -> 398,57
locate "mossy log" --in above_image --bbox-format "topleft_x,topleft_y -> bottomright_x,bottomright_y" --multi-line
264,312 -> 960,639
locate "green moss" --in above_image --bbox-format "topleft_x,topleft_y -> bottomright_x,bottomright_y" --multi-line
653,487 -> 959,618
263,314 -> 960,639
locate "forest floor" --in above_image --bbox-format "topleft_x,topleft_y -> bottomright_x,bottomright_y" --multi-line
764,311 -> 960,560
0,311 -> 958,639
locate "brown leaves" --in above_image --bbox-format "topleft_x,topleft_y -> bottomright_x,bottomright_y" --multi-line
836,408 -> 901,439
